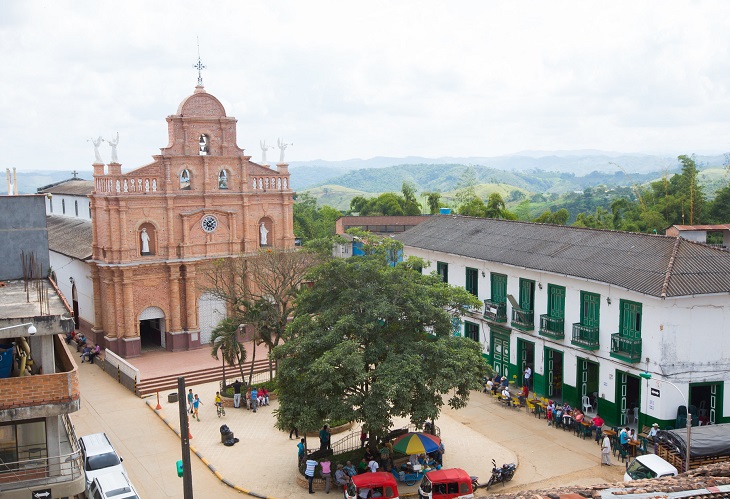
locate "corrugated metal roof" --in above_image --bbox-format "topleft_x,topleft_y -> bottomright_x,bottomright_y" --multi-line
38,179 -> 93,196
46,216 -> 92,260
394,215 -> 730,298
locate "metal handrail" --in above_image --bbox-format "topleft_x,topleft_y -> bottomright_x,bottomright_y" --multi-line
330,423 -> 441,455
0,450 -> 83,483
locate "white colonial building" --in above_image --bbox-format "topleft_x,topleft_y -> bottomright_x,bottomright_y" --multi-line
395,215 -> 730,429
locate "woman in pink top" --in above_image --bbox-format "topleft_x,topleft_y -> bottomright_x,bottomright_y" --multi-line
320,458 -> 332,493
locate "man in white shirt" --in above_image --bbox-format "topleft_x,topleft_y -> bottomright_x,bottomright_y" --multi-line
305,458 -> 317,494
524,366 -> 532,389
368,459 -> 379,473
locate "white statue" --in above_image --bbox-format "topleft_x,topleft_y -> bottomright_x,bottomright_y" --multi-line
199,135 -> 209,155
106,132 -> 119,163
140,228 -> 151,254
89,136 -> 104,163
277,138 -> 292,163
260,140 -> 271,165
259,222 -> 269,246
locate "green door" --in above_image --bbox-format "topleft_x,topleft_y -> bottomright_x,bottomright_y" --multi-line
616,371 -> 628,426
548,285 -> 565,319
621,301 -> 642,339
491,332 -> 510,378
491,273 -> 507,303
581,292 -> 600,327
519,278 -> 534,310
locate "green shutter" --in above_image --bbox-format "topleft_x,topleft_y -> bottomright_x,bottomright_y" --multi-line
581,291 -> 600,327
519,278 -> 535,311
548,285 -> 565,319
491,273 -> 507,303
620,300 -> 642,339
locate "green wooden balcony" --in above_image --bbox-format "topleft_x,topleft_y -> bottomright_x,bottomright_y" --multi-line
610,333 -> 642,363
483,299 -> 507,323
511,307 -> 534,331
539,314 -> 565,340
571,323 -> 600,350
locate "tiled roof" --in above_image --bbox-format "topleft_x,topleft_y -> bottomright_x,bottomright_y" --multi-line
46,216 -> 92,260
394,216 -> 730,298
38,179 -> 93,196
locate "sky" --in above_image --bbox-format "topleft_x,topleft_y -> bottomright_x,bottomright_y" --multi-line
2,1 -> 730,172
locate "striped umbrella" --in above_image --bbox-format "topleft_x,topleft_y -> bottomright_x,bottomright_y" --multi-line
392,432 -> 441,455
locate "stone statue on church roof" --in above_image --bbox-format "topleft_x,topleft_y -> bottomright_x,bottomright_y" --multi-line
277,138 -> 292,164
260,139 -> 271,165
106,132 -> 120,163
88,136 -> 104,164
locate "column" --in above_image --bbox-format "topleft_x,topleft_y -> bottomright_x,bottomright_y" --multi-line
169,265 -> 182,332
184,265 -> 198,330
122,269 -> 135,338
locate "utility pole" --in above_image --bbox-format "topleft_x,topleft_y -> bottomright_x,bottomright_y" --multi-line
178,377 -> 194,498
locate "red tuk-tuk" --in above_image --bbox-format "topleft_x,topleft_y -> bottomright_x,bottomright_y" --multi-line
345,471 -> 399,499
417,468 -> 474,499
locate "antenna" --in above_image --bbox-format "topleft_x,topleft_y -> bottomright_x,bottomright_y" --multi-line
193,37 -> 206,86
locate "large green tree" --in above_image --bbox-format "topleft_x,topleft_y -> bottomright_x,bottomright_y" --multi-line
273,251 -> 486,442
349,182 -> 422,216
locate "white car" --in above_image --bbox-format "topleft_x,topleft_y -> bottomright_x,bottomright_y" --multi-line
88,472 -> 140,499
624,454 -> 678,481
79,432 -> 127,495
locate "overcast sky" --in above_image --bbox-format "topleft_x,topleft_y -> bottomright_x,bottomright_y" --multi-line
2,1 -> 730,172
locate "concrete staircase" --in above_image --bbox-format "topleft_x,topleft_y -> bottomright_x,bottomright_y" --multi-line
135,358 -> 272,396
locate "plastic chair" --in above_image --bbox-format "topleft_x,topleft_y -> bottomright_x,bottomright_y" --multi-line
618,446 -> 629,463
698,400 -> 708,418
638,437 -> 648,455
582,395 -> 593,414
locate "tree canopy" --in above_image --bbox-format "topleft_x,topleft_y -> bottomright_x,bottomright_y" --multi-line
273,250 -> 487,440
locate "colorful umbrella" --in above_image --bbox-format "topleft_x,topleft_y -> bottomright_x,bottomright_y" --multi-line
392,432 -> 441,455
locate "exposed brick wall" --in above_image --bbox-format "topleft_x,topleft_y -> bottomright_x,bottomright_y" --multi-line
0,367 -> 79,410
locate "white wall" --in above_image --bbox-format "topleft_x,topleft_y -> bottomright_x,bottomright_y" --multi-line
46,194 -> 91,220
49,251 -> 94,326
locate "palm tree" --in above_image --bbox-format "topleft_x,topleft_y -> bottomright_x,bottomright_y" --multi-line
210,317 -> 247,388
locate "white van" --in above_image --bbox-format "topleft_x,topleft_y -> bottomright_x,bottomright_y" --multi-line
624,454 -> 678,482
79,432 -> 127,492
88,472 -> 140,499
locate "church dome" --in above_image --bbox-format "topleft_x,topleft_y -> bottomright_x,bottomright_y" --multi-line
176,86 -> 227,118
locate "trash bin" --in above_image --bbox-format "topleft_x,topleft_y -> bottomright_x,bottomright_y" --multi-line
220,424 -> 234,443
168,393 -> 179,403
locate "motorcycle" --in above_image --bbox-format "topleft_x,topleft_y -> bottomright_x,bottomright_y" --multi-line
485,459 -> 516,489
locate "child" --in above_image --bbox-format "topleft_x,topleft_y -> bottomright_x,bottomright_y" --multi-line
214,391 -> 223,414
193,394 -> 202,421
187,389 -> 194,414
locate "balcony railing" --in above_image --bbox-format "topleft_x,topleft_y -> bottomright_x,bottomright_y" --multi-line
511,307 -> 534,330
610,333 -> 643,363
539,314 -> 565,340
571,323 -> 600,350
483,299 -> 507,323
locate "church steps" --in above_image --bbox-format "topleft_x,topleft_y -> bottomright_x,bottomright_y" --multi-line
136,358 -> 272,396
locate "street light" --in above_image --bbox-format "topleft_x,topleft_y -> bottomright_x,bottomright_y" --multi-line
640,372 -> 691,472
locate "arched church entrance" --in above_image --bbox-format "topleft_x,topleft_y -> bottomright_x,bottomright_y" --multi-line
198,292 -> 227,345
139,306 -> 166,350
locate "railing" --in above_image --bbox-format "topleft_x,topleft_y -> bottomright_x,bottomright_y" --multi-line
103,349 -> 140,393
539,314 -> 565,339
251,176 -> 289,191
571,323 -> 600,350
610,333 -> 642,362
0,450 -> 83,486
95,176 -> 162,194
511,307 -> 534,330
483,300 -> 507,323
330,423 -> 440,456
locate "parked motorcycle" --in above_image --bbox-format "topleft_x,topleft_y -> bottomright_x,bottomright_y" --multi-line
485,459 -> 516,489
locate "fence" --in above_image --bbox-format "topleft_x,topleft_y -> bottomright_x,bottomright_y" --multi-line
331,422 -> 441,455
101,349 -> 140,393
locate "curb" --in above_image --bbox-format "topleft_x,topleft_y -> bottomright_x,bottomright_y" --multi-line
145,399 -> 279,499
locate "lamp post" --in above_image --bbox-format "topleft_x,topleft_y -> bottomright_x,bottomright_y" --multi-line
640,372 -> 691,472
0,323 -> 37,335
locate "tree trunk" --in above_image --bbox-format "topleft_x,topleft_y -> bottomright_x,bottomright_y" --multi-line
248,341 -> 257,386
237,353 -> 246,381
268,345 -> 274,381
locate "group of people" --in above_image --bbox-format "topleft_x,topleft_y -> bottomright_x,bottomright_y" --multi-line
64,330 -> 103,364
229,379 -> 269,412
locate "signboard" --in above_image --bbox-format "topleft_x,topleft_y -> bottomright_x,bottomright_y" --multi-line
32,489 -> 51,499
651,388 -> 660,397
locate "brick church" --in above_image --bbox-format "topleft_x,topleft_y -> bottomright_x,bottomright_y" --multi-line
42,84 -> 295,357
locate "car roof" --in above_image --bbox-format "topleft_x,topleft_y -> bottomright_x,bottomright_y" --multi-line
351,471 -> 398,488
425,468 -> 471,482
80,433 -> 115,456
636,454 -> 678,474
94,472 -> 137,497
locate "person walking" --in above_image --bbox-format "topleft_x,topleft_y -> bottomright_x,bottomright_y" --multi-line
305,457 -> 317,494
524,365 -> 532,390
601,433 -> 612,465
232,379 -> 242,409
320,457 -> 332,493
251,386 -> 258,413
290,426 -> 299,439
297,438 -> 306,463
187,389 -> 194,414
192,394 -> 202,421
320,424 -> 331,450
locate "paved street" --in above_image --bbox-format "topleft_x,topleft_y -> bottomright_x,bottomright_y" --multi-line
70,344 -> 626,498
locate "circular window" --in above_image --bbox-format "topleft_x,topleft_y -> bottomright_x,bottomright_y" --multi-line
201,215 -> 218,233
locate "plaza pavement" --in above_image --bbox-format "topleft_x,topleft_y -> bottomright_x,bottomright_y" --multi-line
71,343 -> 626,498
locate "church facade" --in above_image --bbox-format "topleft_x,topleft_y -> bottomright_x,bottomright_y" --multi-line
85,85 -> 294,357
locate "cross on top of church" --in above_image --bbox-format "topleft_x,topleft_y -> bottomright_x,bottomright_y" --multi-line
193,38 -> 206,86
71,170 -> 79,179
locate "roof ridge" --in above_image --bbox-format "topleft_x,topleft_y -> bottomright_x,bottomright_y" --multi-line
661,236 -> 682,299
